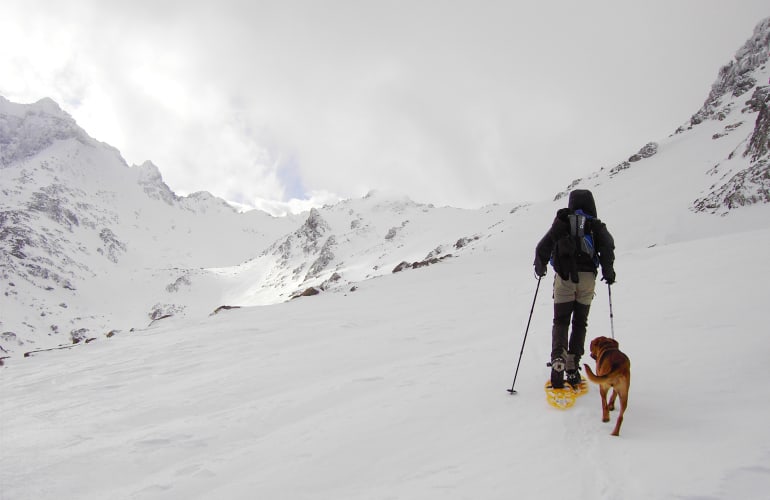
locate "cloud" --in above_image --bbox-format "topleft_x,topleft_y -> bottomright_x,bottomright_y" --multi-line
2,0 -> 770,213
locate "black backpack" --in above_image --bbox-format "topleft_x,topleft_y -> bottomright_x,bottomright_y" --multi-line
551,209 -> 599,269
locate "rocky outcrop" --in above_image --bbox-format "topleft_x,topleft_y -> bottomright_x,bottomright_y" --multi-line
628,142 -> 658,163
392,254 -> 452,273
745,89 -> 770,162
684,18 -> 770,129
385,220 -> 409,240
148,303 -> 186,324
291,286 -> 320,299
454,236 -> 480,249
306,236 -> 336,279
211,305 -> 241,315
609,142 -> 659,177
694,90 -> 770,214
166,274 -> 192,293
98,228 -> 127,263
693,160 -> 770,213
690,19 -> 770,215
28,185 -> 80,231
555,141 -> 659,199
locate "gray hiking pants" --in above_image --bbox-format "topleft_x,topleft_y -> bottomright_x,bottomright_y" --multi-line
553,272 -> 596,305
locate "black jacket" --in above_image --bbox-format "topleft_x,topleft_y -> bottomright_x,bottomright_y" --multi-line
535,209 -> 615,283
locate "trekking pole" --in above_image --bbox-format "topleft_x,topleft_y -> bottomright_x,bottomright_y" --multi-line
507,276 -> 542,395
608,283 -> 615,339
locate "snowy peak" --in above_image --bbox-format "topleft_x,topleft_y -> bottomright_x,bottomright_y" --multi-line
262,207 -> 335,285
0,97 -> 279,352
556,17 -> 770,216
134,160 -> 179,205
300,208 -> 330,242
268,208 -> 330,259
179,191 -> 238,215
688,17 -> 770,127
0,96 -> 69,119
0,96 -> 91,167
133,161 -> 238,214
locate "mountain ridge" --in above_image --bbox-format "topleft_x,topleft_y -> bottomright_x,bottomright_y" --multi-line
2,16 -> 770,356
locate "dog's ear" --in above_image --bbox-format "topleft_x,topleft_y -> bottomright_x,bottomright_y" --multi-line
607,338 -> 619,349
589,338 -> 599,359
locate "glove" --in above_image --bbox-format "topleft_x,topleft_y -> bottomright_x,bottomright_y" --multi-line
534,258 -> 547,278
602,269 -> 616,285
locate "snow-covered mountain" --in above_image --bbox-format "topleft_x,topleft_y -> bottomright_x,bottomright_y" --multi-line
2,16 -> 770,358
0,96 -> 296,353
0,95 -> 519,354
2,15 -> 770,500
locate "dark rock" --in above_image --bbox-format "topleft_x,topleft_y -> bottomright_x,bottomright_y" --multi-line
455,236 -> 480,249
70,328 -> 89,344
291,287 -> 320,299
211,305 -> 241,315
393,254 -> 453,273
745,92 -> 770,162
393,261 -> 411,273
628,142 -> 658,163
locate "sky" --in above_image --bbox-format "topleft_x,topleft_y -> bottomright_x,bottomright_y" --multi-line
1,1 -> 768,215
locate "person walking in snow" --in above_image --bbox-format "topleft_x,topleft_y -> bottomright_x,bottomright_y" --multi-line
533,189 -> 615,389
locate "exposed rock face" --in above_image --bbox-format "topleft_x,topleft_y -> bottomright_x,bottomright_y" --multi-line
301,209 -> 330,251
691,19 -> 770,214
291,286 -> 320,299
392,254 -> 452,273
166,274 -> 192,293
694,93 -> 770,213
269,208 -> 331,264
628,142 -> 658,163
686,18 -> 770,128
552,17 -> 770,215
28,185 -> 80,230
1,96 -> 259,353
745,91 -> 770,162
307,236 -> 336,279
99,228 -> 127,263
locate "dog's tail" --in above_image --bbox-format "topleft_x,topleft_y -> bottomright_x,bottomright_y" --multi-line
583,364 -> 613,384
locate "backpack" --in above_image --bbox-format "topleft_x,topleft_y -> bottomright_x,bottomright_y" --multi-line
551,209 -> 600,270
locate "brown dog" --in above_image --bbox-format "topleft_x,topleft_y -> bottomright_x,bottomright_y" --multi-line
584,336 -> 631,436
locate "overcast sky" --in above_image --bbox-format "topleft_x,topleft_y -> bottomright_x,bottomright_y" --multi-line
1,1 -> 768,215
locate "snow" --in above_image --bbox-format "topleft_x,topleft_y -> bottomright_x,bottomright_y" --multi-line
2,218 -> 770,499
3,18 -> 770,499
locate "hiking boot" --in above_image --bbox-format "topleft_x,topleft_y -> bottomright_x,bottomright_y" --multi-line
566,369 -> 581,388
549,357 -> 566,389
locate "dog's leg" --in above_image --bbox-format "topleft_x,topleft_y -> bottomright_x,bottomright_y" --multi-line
599,385 -> 610,423
608,387 -> 617,412
611,387 -> 627,437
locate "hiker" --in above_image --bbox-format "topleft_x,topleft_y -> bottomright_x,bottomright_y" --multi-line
533,189 -> 615,389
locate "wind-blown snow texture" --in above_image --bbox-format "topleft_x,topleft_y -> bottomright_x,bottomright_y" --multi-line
2,16 -> 770,500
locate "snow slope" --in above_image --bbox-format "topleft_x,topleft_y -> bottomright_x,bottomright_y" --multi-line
2,14 -> 770,500
2,216 -> 769,500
